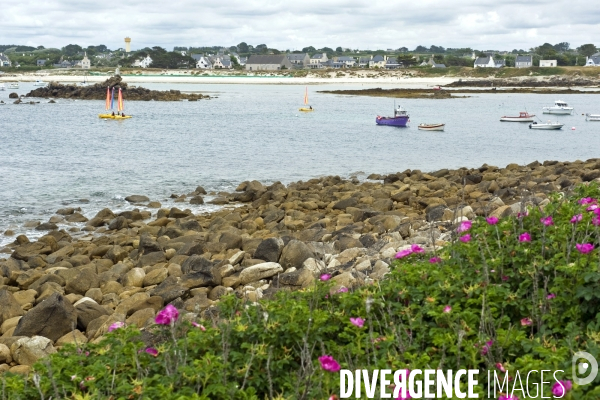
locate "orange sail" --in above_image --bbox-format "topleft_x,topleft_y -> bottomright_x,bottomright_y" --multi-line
105,86 -> 110,110
304,86 -> 308,105
117,88 -> 124,112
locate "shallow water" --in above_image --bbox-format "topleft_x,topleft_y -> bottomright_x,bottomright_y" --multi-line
1,82 -> 599,246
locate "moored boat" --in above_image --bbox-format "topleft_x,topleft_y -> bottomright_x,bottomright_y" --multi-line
99,86 -> 132,119
418,123 -> 445,131
33,80 -> 47,87
376,105 -> 409,127
0,83 -> 5,91
529,121 -> 564,130
500,112 -> 535,122
299,86 -> 313,112
543,100 -> 573,115
585,113 -> 600,121
8,82 -> 19,89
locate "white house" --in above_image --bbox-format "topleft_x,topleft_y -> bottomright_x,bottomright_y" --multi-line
309,53 -> 328,68
539,60 -> 557,67
335,56 -> 356,67
132,55 -> 153,68
287,53 -> 310,67
0,53 -> 11,67
515,55 -> 532,68
245,55 -> 292,71
585,54 -> 600,67
212,55 -> 232,69
369,55 -> 386,68
80,52 -> 91,69
474,55 -> 503,68
358,56 -> 371,67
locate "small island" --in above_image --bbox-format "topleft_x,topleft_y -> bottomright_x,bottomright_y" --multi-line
24,75 -> 209,101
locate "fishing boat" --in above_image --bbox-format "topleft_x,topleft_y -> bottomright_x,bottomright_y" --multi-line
376,104 -> 409,127
99,87 -> 132,119
33,80 -> 47,87
299,87 -> 313,112
542,100 -> 573,115
500,112 -> 535,122
529,121 -> 564,130
8,82 -> 19,89
418,123 -> 445,131
585,113 -> 600,121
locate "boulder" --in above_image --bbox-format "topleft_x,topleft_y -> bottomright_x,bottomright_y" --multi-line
35,222 -> 58,231
108,216 -> 128,230
55,329 -> 88,346
143,267 -> 168,287
75,300 -> 111,330
253,237 -> 284,262
65,269 -> 100,295
13,293 -> 77,341
279,240 -> 314,271
125,195 -> 150,203
239,262 -> 283,285
333,197 -> 358,210
180,255 -> 215,275
139,234 -> 163,255
189,195 -> 204,205
10,336 -> 56,365
0,343 -> 11,364
122,268 -> 145,287
0,290 -> 25,325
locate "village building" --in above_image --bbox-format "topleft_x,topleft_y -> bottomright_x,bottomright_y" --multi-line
515,55 -> 533,68
286,53 -> 310,68
245,55 -> 292,71
539,60 -> 557,67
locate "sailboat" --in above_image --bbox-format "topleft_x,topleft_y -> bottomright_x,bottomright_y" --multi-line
79,72 -> 89,86
98,87 -> 131,119
299,86 -> 313,112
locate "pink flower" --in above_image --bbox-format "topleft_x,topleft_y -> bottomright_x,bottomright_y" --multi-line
517,211 -> 528,218
443,305 -> 451,313
337,287 -> 349,293
107,321 -> 125,332
191,322 -> 206,331
498,395 -> 519,400
593,216 -> 600,226
429,256 -> 441,263
579,197 -> 596,205
320,273 -> 331,281
481,340 -> 493,356
459,233 -> 471,243
318,355 -> 341,372
587,204 -> 599,212
456,220 -> 472,233
145,347 -> 158,357
576,243 -> 595,254
540,216 -> 554,226
521,317 -> 533,326
155,304 -> 179,325
502,275 -> 509,281
350,317 -> 365,328
551,380 -> 572,397
518,232 -> 531,242
570,214 -> 583,224
546,293 -> 556,300
486,216 -> 499,225
395,249 -> 413,259
495,363 -> 506,373
410,244 -> 424,253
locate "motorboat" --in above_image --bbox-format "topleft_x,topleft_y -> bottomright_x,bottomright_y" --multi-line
418,123 -> 445,131
585,113 -> 600,121
529,121 -> 564,130
33,80 -> 47,87
376,105 -> 409,127
500,112 -> 535,122
542,100 -> 573,115
8,82 -> 19,89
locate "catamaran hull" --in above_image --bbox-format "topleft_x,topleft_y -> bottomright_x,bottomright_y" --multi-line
376,116 -> 409,127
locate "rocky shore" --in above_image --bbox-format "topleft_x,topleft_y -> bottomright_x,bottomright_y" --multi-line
24,76 -> 209,101
2,159 -> 600,374
446,76 -> 600,88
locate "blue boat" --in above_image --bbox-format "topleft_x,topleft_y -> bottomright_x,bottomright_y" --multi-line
375,105 -> 410,127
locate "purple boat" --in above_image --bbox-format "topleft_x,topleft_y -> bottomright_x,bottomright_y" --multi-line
376,105 -> 410,127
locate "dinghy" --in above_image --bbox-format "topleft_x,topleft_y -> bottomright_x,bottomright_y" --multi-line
418,123 -> 445,131
529,121 -> 564,130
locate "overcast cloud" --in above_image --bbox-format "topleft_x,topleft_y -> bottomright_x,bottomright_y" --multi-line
1,0 -> 598,51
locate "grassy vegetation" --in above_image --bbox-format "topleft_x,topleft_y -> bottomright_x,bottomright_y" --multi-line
3,184 -> 600,399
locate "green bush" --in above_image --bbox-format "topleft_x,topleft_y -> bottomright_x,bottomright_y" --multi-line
3,184 -> 600,399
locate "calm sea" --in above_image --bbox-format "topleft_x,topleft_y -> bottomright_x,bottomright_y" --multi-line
1,81 -> 599,246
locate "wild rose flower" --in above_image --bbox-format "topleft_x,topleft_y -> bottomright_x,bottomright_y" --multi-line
192,322 -> 206,331
486,216 -> 499,225
410,244 -> 424,253
395,249 -> 413,259
155,304 -> 179,325
145,347 -> 158,357
495,363 -> 506,373
502,275 -> 509,281
546,293 -> 556,300
521,317 -> 533,326
107,321 -> 125,332
456,220 -> 472,233
350,317 -> 365,328
429,256 -> 441,263
540,216 -> 554,226
579,197 -> 596,205
587,204 -> 599,212
552,380 -> 572,397
318,355 -> 341,372
517,211 -> 528,218
576,243 -> 595,254
518,232 -> 531,242
320,273 -> 331,281
480,340 -> 493,356
443,305 -> 451,313
593,216 -> 600,226
329,395 -> 339,400
337,287 -> 348,293
570,214 -> 583,224
498,395 -> 519,400
459,233 -> 471,243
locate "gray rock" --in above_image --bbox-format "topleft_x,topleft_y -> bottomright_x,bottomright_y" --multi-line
279,240 -> 315,271
108,216 -> 128,230
10,336 -> 56,366
0,290 -> 25,325
139,234 -> 163,255
189,195 -> 204,205
13,293 -> 77,341
253,237 -> 284,262
125,195 -> 150,203
239,262 -> 283,285
333,197 -> 358,210
181,255 -> 215,275
35,222 -> 58,231
75,301 -> 111,331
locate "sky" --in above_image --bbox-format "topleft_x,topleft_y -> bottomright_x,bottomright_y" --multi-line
2,0 -> 598,52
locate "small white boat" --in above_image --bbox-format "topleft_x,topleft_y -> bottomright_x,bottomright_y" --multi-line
585,113 -> 600,121
543,100 -> 573,115
500,112 -> 535,122
0,83 -> 5,91
33,80 -> 47,87
529,121 -> 564,130
418,123 -> 445,131
8,82 -> 19,89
